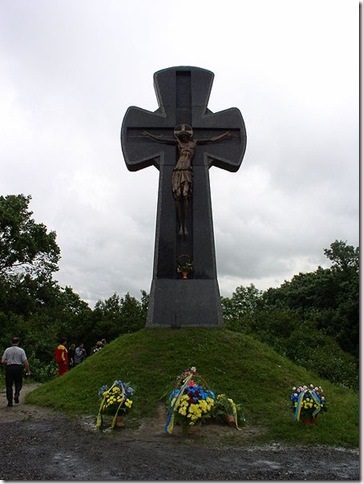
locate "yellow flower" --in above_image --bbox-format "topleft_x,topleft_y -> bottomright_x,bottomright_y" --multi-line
125,399 -> 133,408
188,403 -> 202,419
199,400 -> 209,413
189,404 -> 198,413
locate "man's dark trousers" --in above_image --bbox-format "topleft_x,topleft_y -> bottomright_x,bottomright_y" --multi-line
5,365 -> 23,405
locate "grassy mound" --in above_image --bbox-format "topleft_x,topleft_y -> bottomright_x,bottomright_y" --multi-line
26,328 -> 358,447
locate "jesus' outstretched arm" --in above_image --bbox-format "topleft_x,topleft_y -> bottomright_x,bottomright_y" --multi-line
197,131 -> 232,145
142,130 -> 176,145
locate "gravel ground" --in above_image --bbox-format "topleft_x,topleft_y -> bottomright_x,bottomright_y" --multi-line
0,384 -> 359,481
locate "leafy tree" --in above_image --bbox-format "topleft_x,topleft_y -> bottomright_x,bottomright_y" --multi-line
0,193 -> 149,380
0,194 -> 60,279
324,239 -> 359,272
221,284 -> 264,321
223,241 -> 359,388
91,291 -> 146,345
0,195 -> 91,376
52,286 -> 92,339
263,240 -> 359,357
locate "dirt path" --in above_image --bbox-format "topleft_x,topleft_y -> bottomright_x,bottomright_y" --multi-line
0,384 -> 359,480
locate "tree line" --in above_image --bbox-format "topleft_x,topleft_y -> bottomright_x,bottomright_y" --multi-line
0,194 -> 359,388
0,195 -> 147,380
221,239 -> 359,389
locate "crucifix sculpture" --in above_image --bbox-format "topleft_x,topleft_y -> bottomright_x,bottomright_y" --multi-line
121,66 -> 247,328
143,124 -> 232,237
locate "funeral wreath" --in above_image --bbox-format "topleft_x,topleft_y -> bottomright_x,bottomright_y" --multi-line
96,379 -> 135,431
290,383 -> 327,424
165,366 -> 243,434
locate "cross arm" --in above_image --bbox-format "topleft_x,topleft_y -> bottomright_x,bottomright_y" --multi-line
197,107 -> 247,172
121,106 -> 171,172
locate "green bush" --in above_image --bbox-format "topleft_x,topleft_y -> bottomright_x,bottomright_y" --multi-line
27,351 -> 58,382
226,310 -> 358,390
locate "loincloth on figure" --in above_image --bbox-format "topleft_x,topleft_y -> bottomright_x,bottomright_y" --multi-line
172,167 -> 192,200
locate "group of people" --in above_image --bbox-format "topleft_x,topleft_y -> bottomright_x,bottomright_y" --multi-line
54,338 -> 106,377
1,335 -> 107,408
67,342 -> 87,370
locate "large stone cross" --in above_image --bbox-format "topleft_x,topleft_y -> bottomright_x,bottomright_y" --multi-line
121,66 -> 246,327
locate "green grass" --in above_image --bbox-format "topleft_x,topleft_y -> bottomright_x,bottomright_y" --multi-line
26,328 -> 359,447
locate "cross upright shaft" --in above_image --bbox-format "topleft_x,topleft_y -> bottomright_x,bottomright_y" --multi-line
121,66 -> 246,327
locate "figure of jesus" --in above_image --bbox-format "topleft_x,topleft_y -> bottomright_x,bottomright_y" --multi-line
143,124 -> 231,236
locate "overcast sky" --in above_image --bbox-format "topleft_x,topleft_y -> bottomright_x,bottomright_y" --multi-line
0,0 -> 359,308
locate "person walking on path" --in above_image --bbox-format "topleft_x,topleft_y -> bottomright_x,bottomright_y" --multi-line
54,337 -> 68,377
1,337 -> 31,407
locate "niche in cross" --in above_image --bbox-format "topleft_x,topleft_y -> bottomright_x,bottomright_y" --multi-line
121,66 -> 247,328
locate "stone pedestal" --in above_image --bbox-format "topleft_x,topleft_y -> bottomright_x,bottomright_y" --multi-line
146,279 -> 223,328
